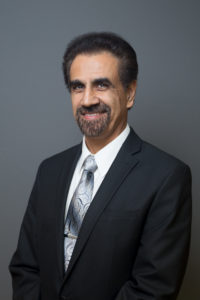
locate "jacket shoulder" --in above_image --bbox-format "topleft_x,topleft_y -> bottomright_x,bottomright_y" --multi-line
140,139 -> 190,173
38,143 -> 81,172
128,128 -> 189,172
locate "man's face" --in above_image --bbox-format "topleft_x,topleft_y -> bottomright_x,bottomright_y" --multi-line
69,51 -> 136,142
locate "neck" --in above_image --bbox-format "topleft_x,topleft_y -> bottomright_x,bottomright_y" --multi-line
85,123 -> 127,154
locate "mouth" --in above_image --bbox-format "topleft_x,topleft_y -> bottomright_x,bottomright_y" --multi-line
82,113 -> 106,120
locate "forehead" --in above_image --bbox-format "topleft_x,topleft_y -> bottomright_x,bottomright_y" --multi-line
70,52 -> 120,81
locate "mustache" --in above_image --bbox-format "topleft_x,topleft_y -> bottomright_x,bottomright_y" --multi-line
76,103 -> 111,115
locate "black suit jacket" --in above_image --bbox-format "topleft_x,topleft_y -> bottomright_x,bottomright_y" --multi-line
9,129 -> 192,300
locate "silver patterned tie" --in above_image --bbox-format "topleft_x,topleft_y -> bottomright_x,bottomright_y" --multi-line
64,155 -> 97,271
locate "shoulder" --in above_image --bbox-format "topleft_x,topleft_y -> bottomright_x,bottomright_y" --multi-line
128,128 -> 189,172
127,127 -> 190,182
139,139 -> 191,179
141,140 -> 186,166
38,143 -> 81,174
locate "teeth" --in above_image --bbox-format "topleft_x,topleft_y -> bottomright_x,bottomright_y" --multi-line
86,113 -> 98,116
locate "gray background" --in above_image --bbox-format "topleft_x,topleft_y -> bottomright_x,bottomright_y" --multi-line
1,1 -> 199,299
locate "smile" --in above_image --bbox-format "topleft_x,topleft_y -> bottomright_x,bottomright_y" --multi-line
82,113 -> 105,120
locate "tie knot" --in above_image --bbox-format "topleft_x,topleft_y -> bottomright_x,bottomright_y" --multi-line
83,155 -> 97,173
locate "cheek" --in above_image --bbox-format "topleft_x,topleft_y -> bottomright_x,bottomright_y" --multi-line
71,102 -> 76,114
103,92 -> 120,108
110,97 -> 123,114
71,97 -> 79,113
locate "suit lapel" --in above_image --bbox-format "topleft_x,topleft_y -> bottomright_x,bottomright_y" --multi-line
62,128 -> 142,282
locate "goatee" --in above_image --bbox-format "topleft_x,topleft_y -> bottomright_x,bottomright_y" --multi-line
76,103 -> 111,137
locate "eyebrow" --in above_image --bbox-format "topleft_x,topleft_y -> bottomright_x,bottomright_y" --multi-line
69,77 -> 115,89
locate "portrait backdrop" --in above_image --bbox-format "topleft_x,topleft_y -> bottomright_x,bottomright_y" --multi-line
1,1 -> 199,299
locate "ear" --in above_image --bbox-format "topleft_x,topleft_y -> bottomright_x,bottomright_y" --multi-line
126,80 -> 137,109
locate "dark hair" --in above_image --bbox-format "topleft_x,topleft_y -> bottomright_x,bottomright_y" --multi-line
62,32 -> 138,90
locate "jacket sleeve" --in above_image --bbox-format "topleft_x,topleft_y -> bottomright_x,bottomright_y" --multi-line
115,164 -> 192,300
9,165 -> 42,300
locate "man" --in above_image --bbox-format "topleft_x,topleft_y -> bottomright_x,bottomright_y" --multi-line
9,32 -> 192,300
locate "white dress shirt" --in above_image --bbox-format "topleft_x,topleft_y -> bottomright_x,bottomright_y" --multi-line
64,124 -> 130,219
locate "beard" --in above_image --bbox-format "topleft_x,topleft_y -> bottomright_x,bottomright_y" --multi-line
76,103 -> 111,137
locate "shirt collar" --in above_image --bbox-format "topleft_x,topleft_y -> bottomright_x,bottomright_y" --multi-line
77,141 -> 91,173
80,124 -> 130,177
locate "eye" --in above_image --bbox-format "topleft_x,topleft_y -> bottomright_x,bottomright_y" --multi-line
98,83 -> 106,88
97,82 -> 109,90
71,83 -> 84,92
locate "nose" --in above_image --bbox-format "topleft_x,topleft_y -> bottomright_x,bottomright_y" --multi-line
81,87 -> 100,107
